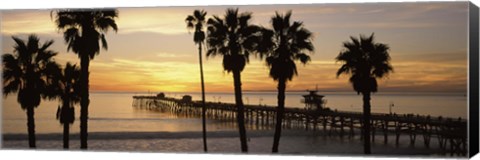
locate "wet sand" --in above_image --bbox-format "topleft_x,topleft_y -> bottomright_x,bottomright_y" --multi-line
2,130 -> 458,158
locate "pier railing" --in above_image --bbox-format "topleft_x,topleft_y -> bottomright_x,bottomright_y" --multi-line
132,95 -> 467,155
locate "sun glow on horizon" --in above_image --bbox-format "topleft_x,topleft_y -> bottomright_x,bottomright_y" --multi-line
1,2 -> 469,93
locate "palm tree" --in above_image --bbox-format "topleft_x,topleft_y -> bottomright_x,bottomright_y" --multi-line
53,9 -> 118,149
185,9 -> 208,152
53,63 -> 81,149
258,11 -> 314,153
336,33 -> 393,154
2,35 -> 60,148
206,8 -> 262,152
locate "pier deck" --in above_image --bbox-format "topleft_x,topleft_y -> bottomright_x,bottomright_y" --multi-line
132,95 -> 467,155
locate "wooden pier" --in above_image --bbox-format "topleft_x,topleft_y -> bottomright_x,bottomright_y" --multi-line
132,95 -> 467,155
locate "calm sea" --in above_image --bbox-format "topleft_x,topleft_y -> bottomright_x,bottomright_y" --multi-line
2,91 -> 467,134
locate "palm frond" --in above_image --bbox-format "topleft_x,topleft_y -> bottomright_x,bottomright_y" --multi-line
35,50 -> 57,65
295,53 -> 311,64
272,12 -> 283,33
96,17 -> 118,32
54,9 -> 118,59
336,33 -> 393,93
185,15 -> 195,29
262,11 -> 314,82
3,78 -> 21,96
26,35 -> 40,53
238,12 -> 252,28
63,28 -> 79,43
193,10 -> 203,20
336,64 -> 351,77
12,36 -> 29,61
256,28 -> 274,58
54,12 -> 77,29
225,8 -> 239,29
3,35 -> 61,108
100,10 -> 118,18
100,34 -> 108,50
206,8 -> 263,73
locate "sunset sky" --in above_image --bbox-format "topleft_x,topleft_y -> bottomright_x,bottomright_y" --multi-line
1,2 -> 469,93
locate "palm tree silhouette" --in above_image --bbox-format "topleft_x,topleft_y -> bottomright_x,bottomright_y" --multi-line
258,11 -> 314,153
206,8 -> 262,152
336,33 -> 393,154
53,9 -> 118,149
53,63 -> 81,149
2,35 -> 60,148
186,9 -> 208,152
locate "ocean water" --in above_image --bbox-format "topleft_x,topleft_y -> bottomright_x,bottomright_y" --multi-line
2,91 -> 467,134
1,91 -> 468,155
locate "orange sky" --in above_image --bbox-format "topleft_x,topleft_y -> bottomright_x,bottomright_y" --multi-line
1,2 -> 469,93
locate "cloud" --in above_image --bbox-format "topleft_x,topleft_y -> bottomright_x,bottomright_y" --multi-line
1,10 -> 58,34
155,52 -> 187,58
116,8 -> 189,34
1,3 -> 469,93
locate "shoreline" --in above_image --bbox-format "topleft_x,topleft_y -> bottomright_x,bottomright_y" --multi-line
2,130 -> 456,157
3,130 -> 334,141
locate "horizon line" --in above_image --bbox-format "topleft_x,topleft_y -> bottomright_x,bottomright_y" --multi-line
89,90 -> 467,94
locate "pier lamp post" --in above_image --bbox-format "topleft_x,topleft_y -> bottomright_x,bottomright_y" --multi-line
389,102 -> 394,114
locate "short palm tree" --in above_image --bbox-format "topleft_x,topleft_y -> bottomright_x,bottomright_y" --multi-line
259,11 -> 314,153
186,9 -> 208,152
336,33 -> 393,154
2,35 -> 60,148
206,8 -> 262,152
53,9 -> 118,149
53,63 -> 81,149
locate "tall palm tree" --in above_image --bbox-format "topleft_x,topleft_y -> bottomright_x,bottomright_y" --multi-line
258,11 -> 314,153
336,33 -> 393,154
185,9 -> 208,152
206,8 -> 262,152
53,9 -> 118,149
53,63 -> 81,149
2,35 -> 60,148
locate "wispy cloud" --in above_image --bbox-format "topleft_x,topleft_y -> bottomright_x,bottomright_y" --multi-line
0,10 -> 69,35
155,52 -> 187,58
1,2 -> 469,93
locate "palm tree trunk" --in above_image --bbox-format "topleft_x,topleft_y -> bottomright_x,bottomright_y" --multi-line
198,43 -> 208,152
233,70 -> 248,152
63,123 -> 69,149
26,106 -> 36,148
362,92 -> 371,154
62,98 -> 71,149
272,78 -> 286,153
80,55 -> 90,149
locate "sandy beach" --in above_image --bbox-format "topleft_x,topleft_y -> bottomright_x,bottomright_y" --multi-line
3,129 -> 454,157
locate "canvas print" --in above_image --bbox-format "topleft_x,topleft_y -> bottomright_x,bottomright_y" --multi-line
1,1 -> 474,158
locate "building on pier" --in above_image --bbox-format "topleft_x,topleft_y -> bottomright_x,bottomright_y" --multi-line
157,92 -> 165,98
301,90 -> 327,111
181,95 -> 192,103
